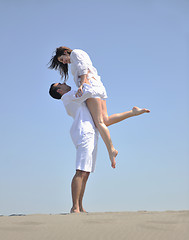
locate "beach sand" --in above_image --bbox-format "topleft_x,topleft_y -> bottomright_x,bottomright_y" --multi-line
0,211 -> 189,240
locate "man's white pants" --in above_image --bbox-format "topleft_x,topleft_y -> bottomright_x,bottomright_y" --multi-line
76,133 -> 98,173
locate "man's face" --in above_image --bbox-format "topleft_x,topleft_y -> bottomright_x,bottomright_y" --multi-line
54,83 -> 71,95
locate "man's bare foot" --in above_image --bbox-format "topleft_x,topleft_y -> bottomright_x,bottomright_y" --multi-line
70,207 -> 80,213
132,106 -> 150,116
110,149 -> 118,168
80,207 -> 88,213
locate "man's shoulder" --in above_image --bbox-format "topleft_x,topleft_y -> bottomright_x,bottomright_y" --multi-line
61,90 -> 75,104
62,85 -> 94,105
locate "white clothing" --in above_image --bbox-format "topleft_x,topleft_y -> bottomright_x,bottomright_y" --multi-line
70,49 -> 108,99
61,84 -> 99,172
76,133 -> 98,173
87,78 -> 107,100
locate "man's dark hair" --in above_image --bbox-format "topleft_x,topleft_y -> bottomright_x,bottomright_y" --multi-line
49,83 -> 62,99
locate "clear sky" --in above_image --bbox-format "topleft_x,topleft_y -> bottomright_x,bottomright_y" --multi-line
0,0 -> 189,215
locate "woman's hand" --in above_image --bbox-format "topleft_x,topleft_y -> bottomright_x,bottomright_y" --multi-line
75,86 -> 83,97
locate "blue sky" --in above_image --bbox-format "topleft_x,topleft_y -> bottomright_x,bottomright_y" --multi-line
0,0 -> 189,215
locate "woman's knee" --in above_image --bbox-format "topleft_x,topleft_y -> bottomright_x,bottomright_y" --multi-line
103,115 -> 109,126
94,117 -> 104,127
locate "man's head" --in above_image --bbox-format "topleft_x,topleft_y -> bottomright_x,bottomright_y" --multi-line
49,83 -> 71,99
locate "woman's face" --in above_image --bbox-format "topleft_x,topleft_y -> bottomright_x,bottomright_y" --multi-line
58,54 -> 70,64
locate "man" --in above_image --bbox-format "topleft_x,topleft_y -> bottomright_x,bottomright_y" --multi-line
49,83 -> 99,213
49,82 -> 150,213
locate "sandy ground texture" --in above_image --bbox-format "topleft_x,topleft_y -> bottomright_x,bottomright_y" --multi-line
0,211 -> 189,240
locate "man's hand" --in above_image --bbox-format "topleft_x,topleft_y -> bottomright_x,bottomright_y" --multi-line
75,86 -> 83,97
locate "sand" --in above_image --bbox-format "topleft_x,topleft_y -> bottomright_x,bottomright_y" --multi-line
0,211 -> 189,240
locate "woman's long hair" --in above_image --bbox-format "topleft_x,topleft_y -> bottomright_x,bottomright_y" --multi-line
48,46 -> 72,81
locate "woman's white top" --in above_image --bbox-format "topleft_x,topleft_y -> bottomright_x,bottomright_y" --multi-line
70,49 -> 100,87
70,49 -> 107,99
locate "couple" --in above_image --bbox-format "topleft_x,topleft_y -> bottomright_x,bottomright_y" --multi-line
48,47 -> 150,213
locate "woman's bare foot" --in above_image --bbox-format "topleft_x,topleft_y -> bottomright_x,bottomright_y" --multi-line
109,149 -> 118,168
132,106 -> 150,116
70,207 -> 80,213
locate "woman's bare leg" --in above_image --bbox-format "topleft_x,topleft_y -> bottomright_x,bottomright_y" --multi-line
86,98 -> 118,168
101,100 -> 150,126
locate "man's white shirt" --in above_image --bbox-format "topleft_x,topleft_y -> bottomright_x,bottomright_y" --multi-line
61,84 -> 99,147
